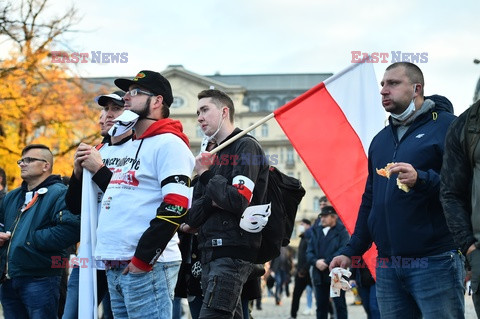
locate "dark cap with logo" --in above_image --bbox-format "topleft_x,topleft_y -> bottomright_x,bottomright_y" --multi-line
114,70 -> 173,107
319,205 -> 337,217
95,90 -> 125,107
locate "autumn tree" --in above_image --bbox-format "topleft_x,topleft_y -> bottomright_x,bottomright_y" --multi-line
0,0 -> 101,188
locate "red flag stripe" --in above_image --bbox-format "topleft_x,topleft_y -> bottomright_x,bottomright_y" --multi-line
275,85 -> 367,231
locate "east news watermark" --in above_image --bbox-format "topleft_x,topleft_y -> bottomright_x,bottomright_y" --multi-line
351,51 -> 428,64
351,256 -> 428,269
52,255 -> 429,270
51,51 -> 128,63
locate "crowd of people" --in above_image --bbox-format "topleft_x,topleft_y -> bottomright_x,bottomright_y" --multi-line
0,61 -> 478,319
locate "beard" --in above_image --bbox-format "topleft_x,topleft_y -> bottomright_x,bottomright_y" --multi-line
132,96 -> 152,119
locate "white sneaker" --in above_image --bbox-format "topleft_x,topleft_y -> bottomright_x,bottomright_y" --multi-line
302,308 -> 313,315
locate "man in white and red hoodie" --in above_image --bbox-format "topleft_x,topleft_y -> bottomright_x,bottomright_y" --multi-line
94,70 -> 195,319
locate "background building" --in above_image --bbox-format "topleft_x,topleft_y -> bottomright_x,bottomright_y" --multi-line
84,65 -> 332,229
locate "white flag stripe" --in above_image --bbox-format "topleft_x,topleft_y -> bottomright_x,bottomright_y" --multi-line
325,62 -> 386,154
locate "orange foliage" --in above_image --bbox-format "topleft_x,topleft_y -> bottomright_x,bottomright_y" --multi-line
0,51 -> 101,188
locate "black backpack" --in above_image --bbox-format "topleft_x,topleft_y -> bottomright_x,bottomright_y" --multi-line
255,166 -> 306,264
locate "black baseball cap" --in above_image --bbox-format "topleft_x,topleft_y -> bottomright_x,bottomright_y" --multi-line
114,70 -> 173,107
95,90 -> 125,107
319,205 -> 337,217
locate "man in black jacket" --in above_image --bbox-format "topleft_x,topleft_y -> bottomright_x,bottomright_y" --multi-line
307,206 -> 349,319
186,89 -> 269,319
441,99 -> 480,316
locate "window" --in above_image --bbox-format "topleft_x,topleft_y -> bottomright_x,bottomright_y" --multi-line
267,98 -> 279,111
249,123 -> 256,137
171,96 -> 185,108
261,124 -> 268,137
286,148 -> 294,165
250,98 -> 261,112
283,96 -> 296,104
313,196 -> 320,212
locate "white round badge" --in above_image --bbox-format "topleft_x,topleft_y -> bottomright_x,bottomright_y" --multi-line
37,188 -> 48,195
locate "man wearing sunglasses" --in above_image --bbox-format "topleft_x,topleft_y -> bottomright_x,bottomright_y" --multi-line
93,70 -> 194,319
0,144 -> 80,319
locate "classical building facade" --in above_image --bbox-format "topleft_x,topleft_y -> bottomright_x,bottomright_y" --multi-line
84,65 -> 332,226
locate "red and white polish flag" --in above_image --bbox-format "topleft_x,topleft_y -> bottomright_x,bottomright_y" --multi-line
273,61 -> 385,277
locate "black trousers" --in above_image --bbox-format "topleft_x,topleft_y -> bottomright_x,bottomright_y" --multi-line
290,273 -> 311,318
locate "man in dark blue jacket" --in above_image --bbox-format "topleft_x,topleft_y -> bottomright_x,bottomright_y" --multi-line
0,144 -> 80,319
307,206 -> 349,319
330,62 -> 465,318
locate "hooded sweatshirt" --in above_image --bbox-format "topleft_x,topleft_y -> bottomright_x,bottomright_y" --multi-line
95,118 -> 194,271
342,95 -> 458,258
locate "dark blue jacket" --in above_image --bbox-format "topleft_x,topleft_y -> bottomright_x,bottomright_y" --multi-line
307,222 -> 349,285
0,175 -> 80,278
342,95 -> 458,258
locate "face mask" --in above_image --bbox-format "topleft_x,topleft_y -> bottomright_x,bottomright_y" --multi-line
108,110 -> 139,137
200,109 -> 226,153
297,225 -> 305,234
390,85 -> 416,122
202,108 -> 226,142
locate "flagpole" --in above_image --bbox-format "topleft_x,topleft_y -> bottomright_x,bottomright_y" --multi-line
209,113 -> 275,154
209,56 -> 373,155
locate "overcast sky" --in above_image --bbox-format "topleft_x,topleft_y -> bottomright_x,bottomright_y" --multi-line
2,0 -> 480,114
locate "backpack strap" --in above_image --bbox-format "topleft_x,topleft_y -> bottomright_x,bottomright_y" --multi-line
465,100 -> 480,167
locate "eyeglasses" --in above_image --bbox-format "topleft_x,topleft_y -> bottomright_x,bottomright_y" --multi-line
125,88 -> 154,97
17,157 -> 47,165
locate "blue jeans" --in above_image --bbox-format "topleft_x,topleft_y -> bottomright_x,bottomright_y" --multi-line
62,266 -> 113,319
467,248 -> 480,316
376,251 -> 465,319
0,275 -> 61,319
274,269 -> 288,303
357,284 -> 380,319
306,284 -> 313,309
172,296 -> 183,319
106,260 -> 180,319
